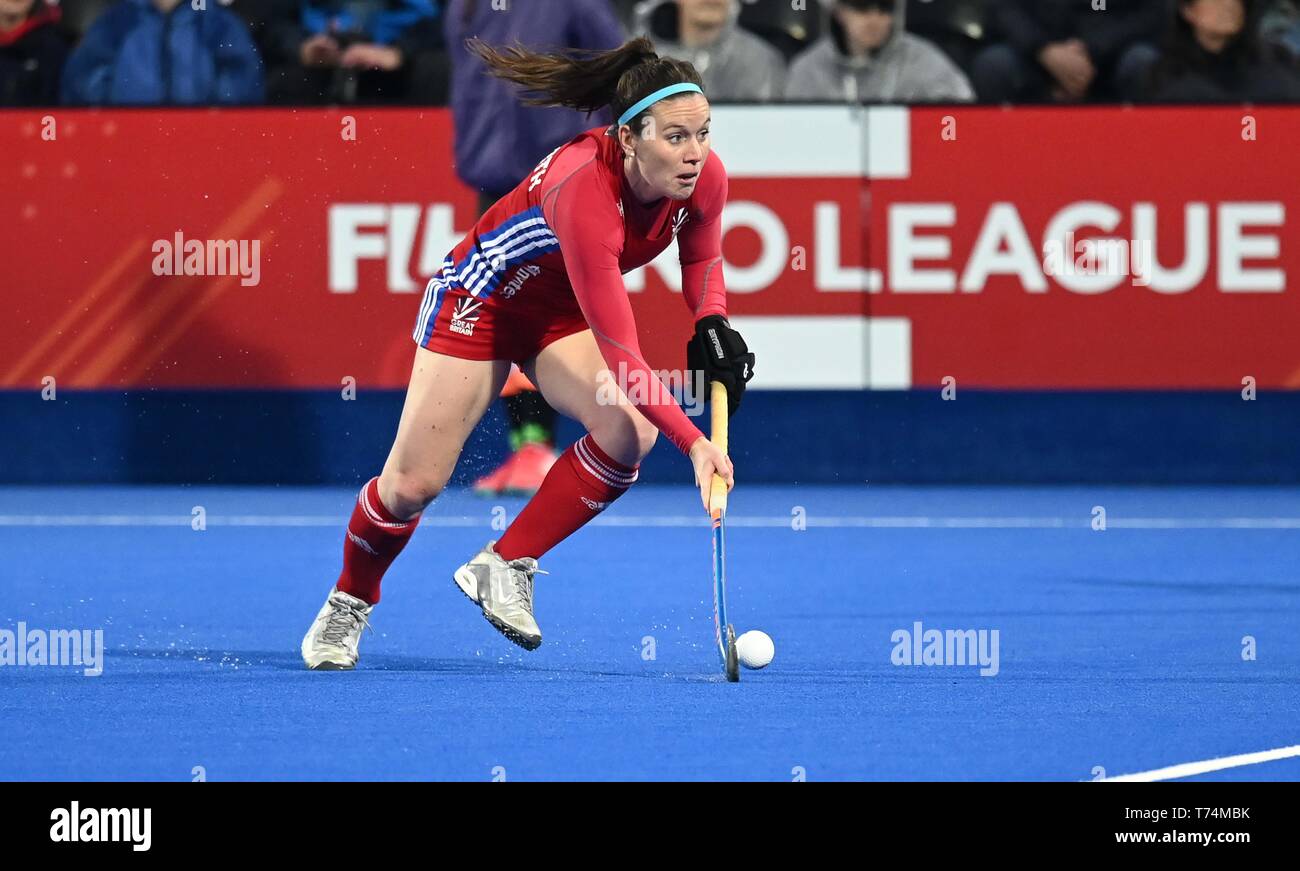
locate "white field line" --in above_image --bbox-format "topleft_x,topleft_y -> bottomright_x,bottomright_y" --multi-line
1,515 -> 1300,529
1100,744 -> 1300,782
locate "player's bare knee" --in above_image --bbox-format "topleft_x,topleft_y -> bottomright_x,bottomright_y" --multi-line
590,408 -> 656,465
631,417 -> 658,461
379,471 -> 442,519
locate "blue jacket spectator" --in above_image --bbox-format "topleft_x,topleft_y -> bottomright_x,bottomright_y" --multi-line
61,0 -> 264,105
446,0 -> 625,198
300,0 -> 436,45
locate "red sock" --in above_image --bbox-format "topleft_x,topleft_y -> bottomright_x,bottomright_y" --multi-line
336,477 -> 419,604
495,434 -> 638,560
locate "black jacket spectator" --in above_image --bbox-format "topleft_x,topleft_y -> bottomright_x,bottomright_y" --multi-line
0,0 -> 68,106
1146,0 -> 1300,100
257,0 -> 447,104
973,0 -> 1165,102
994,0 -> 1165,69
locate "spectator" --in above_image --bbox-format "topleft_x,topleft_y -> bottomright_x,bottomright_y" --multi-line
445,0 -> 625,495
636,0 -> 785,100
61,0 -> 263,105
1145,0 -> 1300,100
785,0 -> 974,102
1260,0 -> 1300,58
971,0 -> 1163,103
264,0 -> 446,103
233,0 -> 298,74
0,0 -> 68,105
447,0 -> 623,198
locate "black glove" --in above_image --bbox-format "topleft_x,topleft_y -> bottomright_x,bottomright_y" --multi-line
686,315 -> 755,417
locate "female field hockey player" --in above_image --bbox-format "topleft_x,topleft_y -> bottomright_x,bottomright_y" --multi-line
302,36 -> 756,669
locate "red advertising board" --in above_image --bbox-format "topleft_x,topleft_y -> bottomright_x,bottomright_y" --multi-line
871,106 -> 1299,389
1,106 -> 1295,390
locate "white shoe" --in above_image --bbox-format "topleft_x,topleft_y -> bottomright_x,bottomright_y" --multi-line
454,541 -> 545,650
301,587 -> 374,670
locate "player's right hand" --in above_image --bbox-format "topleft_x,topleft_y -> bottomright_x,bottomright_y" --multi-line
689,437 -> 734,512
686,315 -> 755,417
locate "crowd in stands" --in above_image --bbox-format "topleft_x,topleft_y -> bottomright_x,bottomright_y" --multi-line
3,0 -> 1299,107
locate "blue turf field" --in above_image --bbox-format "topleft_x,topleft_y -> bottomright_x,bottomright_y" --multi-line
1,484 -> 1298,781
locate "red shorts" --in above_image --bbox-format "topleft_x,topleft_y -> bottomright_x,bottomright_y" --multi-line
412,279 -> 590,365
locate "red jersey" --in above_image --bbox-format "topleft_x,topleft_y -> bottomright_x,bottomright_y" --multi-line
413,126 -> 730,455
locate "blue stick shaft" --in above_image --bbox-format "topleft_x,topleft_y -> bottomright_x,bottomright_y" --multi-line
712,514 -> 728,665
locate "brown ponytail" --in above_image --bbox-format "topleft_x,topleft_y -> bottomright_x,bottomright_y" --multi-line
468,36 -> 705,133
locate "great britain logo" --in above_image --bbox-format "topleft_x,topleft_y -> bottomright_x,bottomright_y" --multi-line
449,297 -> 482,336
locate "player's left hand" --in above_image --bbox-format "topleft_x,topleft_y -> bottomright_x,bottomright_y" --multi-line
687,315 -> 755,416
689,437 -> 733,512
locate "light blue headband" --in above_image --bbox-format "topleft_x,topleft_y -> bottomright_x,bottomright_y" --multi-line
617,83 -> 704,128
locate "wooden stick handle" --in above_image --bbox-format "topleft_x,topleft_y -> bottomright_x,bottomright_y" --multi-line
709,381 -> 728,515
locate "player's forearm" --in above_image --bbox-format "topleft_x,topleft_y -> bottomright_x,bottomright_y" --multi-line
592,336 -> 705,456
681,256 -> 728,320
